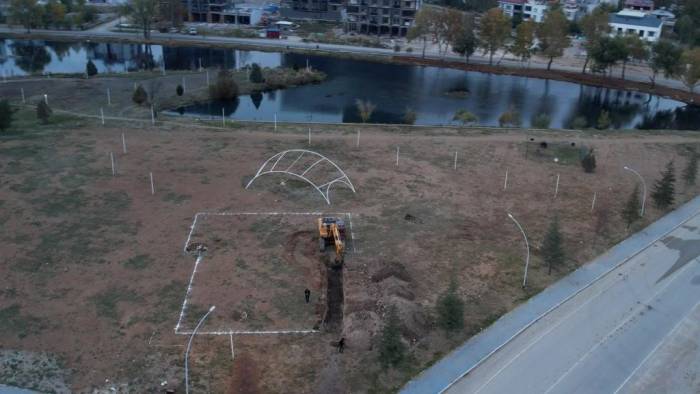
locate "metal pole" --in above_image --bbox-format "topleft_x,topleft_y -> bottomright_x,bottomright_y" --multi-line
274,113 -> 277,131
185,305 -> 215,394
623,166 -> 646,216
44,94 -> 48,105
396,146 -> 400,166
150,172 -> 155,195
504,169 -> 509,191
122,133 -> 127,154
308,127 -> 311,146
151,105 -> 155,125
222,108 -> 225,127
508,213 -> 530,289
21,88 -> 25,103
356,130 -> 360,148
206,69 -> 209,86
182,76 -> 186,93
453,151 -> 458,170
107,88 -> 111,105
554,174 -> 560,198
591,192 -> 597,212
100,108 -> 105,125
110,152 -> 115,176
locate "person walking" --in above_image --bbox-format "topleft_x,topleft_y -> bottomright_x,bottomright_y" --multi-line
338,337 -> 345,353
304,288 -> 311,303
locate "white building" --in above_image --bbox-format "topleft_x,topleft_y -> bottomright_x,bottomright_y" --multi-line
498,0 -> 549,23
609,10 -> 663,42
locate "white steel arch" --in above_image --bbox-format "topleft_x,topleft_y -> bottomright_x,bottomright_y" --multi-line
245,149 -> 356,205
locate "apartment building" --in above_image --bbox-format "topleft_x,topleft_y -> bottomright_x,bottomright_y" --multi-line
609,9 -> 663,42
498,0 -> 549,23
345,0 -> 421,36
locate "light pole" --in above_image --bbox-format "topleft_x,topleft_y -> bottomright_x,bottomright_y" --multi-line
185,305 -> 215,394
508,213 -> 530,289
623,166 -> 646,217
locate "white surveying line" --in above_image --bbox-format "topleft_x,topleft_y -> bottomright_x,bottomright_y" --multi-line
174,255 -> 204,333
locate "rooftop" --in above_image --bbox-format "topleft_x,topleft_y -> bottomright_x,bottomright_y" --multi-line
624,0 -> 654,7
610,11 -> 663,28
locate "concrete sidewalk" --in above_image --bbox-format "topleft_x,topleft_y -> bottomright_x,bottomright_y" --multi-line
401,195 -> 700,394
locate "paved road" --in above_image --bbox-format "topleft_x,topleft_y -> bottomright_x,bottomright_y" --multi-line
0,25 -> 687,92
402,196 -> 700,394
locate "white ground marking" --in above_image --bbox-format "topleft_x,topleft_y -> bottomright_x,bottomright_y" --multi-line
174,255 -> 203,333
612,298 -> 700,394
183,213 -> 201,253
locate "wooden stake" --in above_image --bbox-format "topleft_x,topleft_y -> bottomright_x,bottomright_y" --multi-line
122,133 -> 127,154
356,130 -> 360,148
504,169 -> 509,191
107,88 -> 111,105
591,192 -> 597,212
554,174 -> 560,198
222,107 -> 225,127
110,152 -> 115,176
100,108 -> 105,125
396,146 -> 400,166
20,88 -> 25,103
453,151 -> 458,170
151,105 -> 155,125
150,172 -> 155,195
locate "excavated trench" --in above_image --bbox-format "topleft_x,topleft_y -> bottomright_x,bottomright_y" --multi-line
323,263 -> 344,332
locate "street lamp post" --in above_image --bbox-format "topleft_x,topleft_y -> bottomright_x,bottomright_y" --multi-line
623,166 -> 646,217
185,305 -> 215,394
508,213 -> 530,289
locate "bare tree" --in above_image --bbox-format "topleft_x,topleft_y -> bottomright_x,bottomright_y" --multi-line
127,0 -> 158,39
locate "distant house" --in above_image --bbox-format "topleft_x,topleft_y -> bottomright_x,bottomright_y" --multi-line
623,0 -> 654,12
498,0 -> 549,23
609,10 -> 663,42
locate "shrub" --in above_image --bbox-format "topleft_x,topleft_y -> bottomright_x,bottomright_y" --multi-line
86,59 -> 97,77
651,161 -> 676,209
209,69 -> 239,101
541,216 -> 564,275
437,279 -> 464,331
0,100 -> 13,131
531,113 -> 551,129
453,109 -> 478,125
378,305 -> 406,368
176,84 -> 184,96
356,99 -> 376,123
394,44 -> 402,52
581,148 -> 596,173
37,100 -> 52,124
571,116 -> 587,130
249,63 -> 263,83
406,47 -> 413,53
403,107 -> 417,125
499,109 -> 521,127
132,84 -> 148,105
621,184 -> 641,228
596,110 -> 611,130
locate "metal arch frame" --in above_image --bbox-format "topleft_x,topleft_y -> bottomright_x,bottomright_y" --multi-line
245,149 -> 356,205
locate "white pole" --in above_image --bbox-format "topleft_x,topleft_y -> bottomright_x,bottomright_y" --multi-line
308,127 -> 311,146
151,105 -> 155,125
199,58 -> 202,71
453,151 -> 458,170
107,88 -> 111,105
554,174 -> 560,198
504,169 -> 509,191
274,113 -> 277,131
508,213 -> 530,289
20,88 -> 25,103
396,146 -> 400,166
229,333 -> 235,361
591,191 -> 597,212
110,152 -> 115,176
206,69 -> 210,86
182,76 -> 186,93
222,107 -> 225,127
150,172 -> 155,195
122,133 -> 127,154
44,94 -> 48,105
356,130 -> 360,148
185,306 -> 215,394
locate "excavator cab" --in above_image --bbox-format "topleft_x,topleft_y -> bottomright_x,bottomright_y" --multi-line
318,217 -> 346,266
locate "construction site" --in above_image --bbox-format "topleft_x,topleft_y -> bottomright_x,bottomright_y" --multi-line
1,93 -> 698,392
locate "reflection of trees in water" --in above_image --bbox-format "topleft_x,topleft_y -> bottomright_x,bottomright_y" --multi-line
206,98 -> 239,117
133,45 -> 156,70
637,105 -> 700,130
11,41 -> 51,74
250,91 -> 263,109
533,79 -> 557,118
162,46 -> 235,70
340,104 -> 404,124
564,87 -> 643,129
46,41 -> 72,61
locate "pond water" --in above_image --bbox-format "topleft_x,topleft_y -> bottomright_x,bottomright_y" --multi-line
0,39 -> 696,129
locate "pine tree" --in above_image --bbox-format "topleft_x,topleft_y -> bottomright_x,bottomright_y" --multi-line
581,148 -> 596,173
86,59 -> 97,77
621,184 -> 641,228
437,279 -> 464,331
683,153 -> 698,186
651,161 -> 676,210
132,84 -> 148,105
541,216 -> 564,275
0,100 -> 13,131
176,84 -> 184,96
37,100 -> 52,124
249,63 -> 263,83
378,305 -> 406,368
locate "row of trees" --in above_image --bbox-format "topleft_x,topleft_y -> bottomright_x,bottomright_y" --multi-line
8,0 -> 97,32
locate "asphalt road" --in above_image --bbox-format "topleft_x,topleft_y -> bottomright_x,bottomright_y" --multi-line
446,213 -> 700,394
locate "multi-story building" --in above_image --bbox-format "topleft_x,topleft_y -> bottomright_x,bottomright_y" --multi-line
345,0 -> 421,36
498,0 -> 549,23
623,0 -> 654,12
562,0 -> 580,21
609,9 -> 663,42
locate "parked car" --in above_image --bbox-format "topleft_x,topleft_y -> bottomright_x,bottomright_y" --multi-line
188,27 -> 198,35
169,27 -> 179,33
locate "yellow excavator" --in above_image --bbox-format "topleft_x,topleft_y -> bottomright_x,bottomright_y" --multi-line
318,217 -> 346,266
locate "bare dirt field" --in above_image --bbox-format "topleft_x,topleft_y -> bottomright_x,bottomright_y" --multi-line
0,104 -> 699,393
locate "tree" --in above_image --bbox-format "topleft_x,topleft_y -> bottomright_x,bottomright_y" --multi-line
453,109 -> 478,125
596,110 -> 611,129
479,8 -> 511,65
86,59 -> 97,77
37,100 -> 52,124
620,35 -> 648,80
407,8 -> 433,58
126,0 -> 158,39
537,9 -> 571,71
651,161 -> 676,209
378,305 -> 406,368
356,99 -> 376,123
176,84 -> 184,96
44,0 -> 67,28
132,84 -> 148,105
436,279 -> 464,331
649,41 -> 682,87
579,7 -> 610,73
499,108 -> 521,127
158,0 -> 184,28
680,48 -> 700,95
683,152 -> 698,186
511,20 -> 536,65
621,184 -> 641,228
531,113 -> 551,129
249,63 -> 263,83
209,69 -> 239,101
0,100 -> 13,132
581,148 -> 596,173
403,107 -> 417,125
9,0 -> 43,33
541,216 -> 564,275
675,14 -> 696,45
590,36 -> 626,76
452,15 -> 478,63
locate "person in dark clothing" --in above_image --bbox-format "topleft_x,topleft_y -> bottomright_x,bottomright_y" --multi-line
338,337 -> 345,353
304,288 -> 311,303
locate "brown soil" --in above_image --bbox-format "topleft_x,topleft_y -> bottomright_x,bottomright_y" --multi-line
0,107 -> 699,393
